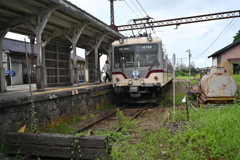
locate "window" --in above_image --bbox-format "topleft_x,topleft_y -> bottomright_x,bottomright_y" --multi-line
114,46 -> 134,68
114,44 -> 158,68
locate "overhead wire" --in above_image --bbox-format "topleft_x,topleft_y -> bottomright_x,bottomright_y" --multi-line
218,18 -> 239,40
130,0 -> 144,17
193,18 -> 236,59
124,1 -> 139,17
151,0 -> 215,12
136,0 -> 149,17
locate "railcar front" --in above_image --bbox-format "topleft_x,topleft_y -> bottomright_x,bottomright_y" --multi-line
111,36 -> 169,103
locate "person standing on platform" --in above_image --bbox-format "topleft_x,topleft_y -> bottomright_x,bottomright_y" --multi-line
102,60 -> 111,82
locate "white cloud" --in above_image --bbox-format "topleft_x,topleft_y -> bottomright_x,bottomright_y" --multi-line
194,57 -> 212,68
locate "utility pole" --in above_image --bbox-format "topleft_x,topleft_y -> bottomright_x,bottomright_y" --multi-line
176,58 -> 186,70
186,49 -> 192,80
173,54 -> 176,119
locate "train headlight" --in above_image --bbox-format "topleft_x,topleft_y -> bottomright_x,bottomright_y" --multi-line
128,80 -> 133,85
116,78 -> 120,82
119,39 -> 124,44
140,79 -> 144,85
154,76 -> 159,80
147,35 -> 152,42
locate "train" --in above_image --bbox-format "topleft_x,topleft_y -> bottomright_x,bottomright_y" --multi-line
111,34 -> 173,103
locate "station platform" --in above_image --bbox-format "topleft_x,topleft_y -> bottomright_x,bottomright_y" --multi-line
0,82 -> 112,101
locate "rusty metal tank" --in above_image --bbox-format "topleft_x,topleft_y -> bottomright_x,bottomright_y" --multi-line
200,67 -> 237,97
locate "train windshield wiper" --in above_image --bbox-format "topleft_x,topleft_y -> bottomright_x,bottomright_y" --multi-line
148,59 -> 159,70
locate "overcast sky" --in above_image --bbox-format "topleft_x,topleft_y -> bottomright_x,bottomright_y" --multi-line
5,0 -> 240,68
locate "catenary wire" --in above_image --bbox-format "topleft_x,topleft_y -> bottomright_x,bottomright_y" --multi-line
193,18 -> 235,59
124,1 -> 139,17
218,18 -> 239,40
136,0 -> 149,17
130,0 -> 144,17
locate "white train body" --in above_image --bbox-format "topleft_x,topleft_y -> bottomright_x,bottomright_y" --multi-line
111,36 -> 173,101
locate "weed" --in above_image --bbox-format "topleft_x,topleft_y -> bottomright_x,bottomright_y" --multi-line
47,121 -> 75,134
0,143 -> 5,158
158,92 -> 186,106
45,115 -> 84,134
233,74 -> 240,92
29,99 -> 37,132
166,103 -> 240,159
116,108 -> 127,126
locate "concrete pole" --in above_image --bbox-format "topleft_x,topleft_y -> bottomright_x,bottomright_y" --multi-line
173,54 -> 176,117
165,54 -> 168,82
186,49 -> 191,80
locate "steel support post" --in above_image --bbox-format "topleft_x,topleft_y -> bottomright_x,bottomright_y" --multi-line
103,45 -> 112,82
64,24 -> 88,86
35,18 -> 45,91
72,42 -> 79,86
24,6 -> 58,91
84,49 -> 89,83
0,27 -> 9,92
94,35 -> 105,83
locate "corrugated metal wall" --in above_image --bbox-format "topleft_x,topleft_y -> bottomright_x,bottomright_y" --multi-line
45,42 -> 70,86
86,51 -> 95,82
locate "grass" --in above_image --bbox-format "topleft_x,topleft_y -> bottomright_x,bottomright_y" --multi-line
107,100 -> 240,160
233,74 -> 240,92
44,103 -> 114,134
2,75 -> 239,159
157,83 -> 187,106
176,75 -> 200,84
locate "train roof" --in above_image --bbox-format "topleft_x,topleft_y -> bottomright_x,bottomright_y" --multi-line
112,36 -> 162,46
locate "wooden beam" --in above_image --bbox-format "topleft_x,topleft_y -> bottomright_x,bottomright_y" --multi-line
6,132 -> 110,160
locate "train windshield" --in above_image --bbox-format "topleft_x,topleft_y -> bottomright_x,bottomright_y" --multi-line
114,44 -> 158,68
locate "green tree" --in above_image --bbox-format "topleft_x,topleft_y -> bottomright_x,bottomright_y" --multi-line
233,30 -> 240,42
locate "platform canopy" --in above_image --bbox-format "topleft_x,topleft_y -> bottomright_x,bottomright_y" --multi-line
0,0 -> 124,91
0,0 -> 124,51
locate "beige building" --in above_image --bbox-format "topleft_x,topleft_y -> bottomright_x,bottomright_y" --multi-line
208,39 -> 240,74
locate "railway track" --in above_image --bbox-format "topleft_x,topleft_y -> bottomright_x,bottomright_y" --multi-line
73,104 -> 150,134
7,104 -> 151,160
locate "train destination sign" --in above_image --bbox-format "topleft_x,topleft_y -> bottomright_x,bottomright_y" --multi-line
115,44 -> 158,52
136,44 -> 158,51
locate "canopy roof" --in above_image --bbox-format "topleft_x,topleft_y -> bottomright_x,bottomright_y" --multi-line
0,0 -> 124,51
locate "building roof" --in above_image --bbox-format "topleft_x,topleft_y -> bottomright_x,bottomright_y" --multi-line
2,38 -> 85,62
208,39 -> 240,58
2,38 -> 36,54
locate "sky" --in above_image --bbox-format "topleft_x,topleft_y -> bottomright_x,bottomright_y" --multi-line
5,0 -> 240,69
